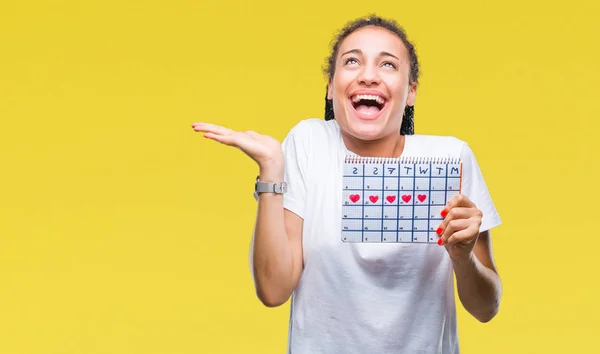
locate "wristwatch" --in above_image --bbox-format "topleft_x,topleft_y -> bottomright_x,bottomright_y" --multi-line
254,176 -> 287,200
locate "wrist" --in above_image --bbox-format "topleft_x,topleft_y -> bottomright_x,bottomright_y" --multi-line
451,251 -> 476,271
259,161 -> 284,182
254,168 -> 286,201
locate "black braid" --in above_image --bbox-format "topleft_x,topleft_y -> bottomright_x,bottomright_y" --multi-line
325,92 -> 335,121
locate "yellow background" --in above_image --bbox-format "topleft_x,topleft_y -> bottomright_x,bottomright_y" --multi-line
1,0 -> 598,353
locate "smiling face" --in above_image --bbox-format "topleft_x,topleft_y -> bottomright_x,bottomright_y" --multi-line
327,26 -> 417,142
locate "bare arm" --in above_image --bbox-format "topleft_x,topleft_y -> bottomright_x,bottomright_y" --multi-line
251,166 -> 304,307
452,230 -> 502,322
438,194 -> 502,323
191,122 -> 303,308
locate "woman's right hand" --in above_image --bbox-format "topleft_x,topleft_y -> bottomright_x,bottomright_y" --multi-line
192,122 -> 284,171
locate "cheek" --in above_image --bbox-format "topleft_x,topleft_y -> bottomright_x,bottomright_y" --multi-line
333,71 -> 355,94
385,77 -> 409,99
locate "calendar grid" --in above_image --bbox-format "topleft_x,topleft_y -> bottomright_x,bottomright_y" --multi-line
380,164 -> 385,242
427,162 -> 432,241
341,156 -> 462,243
395,164 -> 400,242
411,164 -> 416,242
444,162 -> 449,205
361,164 -> 365,242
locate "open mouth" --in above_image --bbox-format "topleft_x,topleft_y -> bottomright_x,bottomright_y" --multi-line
350,94 -> 387,119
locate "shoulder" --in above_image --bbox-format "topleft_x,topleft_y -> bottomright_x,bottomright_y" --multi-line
285,118 -> 338,138
283,118 -> 341,149
405,134 -> 469,157
408,134 -> 465,145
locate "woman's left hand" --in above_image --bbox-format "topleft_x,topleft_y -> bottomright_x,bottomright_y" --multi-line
436,194 -> 483,262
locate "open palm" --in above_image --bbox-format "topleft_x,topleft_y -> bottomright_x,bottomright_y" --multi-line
192,122 -> 283,168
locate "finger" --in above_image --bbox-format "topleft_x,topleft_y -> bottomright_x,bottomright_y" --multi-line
445,223 -> 481,246
192,122 -> 234,136
439,219 -> 471,245
440,194 -> 476,218
437,207 -> 477,233
244,130 -> 262,139
203,131 -> 248,146
204,131 -> 262,156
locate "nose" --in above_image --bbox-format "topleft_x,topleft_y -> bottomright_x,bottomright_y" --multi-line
357,64 -> 380,86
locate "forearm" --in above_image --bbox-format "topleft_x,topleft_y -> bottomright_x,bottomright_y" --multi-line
453,252 -> 502,322
251,168 -> 297,306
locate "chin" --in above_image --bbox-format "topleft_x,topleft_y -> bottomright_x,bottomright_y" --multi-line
346,119 -> 389,140
342,94 -> 392,138
334,94 -> 401,141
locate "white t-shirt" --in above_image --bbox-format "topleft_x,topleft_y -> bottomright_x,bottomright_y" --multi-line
275,118 -> 501,354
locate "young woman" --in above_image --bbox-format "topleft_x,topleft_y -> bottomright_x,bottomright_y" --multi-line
193,15 -> 502,354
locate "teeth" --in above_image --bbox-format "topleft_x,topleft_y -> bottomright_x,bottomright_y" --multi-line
351,94 -> 386,105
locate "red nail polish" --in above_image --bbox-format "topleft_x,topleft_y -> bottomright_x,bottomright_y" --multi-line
437,238 -> 443,246
436,227 -> 443,235
441,209 -> 448,217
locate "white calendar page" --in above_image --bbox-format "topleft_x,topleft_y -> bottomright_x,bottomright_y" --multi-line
341,156 -> 462,243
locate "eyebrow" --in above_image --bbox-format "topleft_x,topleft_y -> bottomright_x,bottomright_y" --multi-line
340,49 -> 400,61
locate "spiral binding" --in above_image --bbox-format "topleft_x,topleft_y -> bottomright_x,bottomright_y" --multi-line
344,155 -> 461,164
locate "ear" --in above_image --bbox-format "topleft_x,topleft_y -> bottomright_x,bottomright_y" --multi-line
406,82 -> 417,106
327,81 -> 333,100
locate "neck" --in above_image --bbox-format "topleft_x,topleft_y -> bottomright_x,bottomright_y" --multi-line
342,131 -> 406,158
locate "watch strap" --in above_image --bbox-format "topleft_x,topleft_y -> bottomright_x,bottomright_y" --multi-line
254,176 -> 287,196
255,181 -> 288,193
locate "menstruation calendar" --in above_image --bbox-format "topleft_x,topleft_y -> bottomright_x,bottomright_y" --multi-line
341,156 -> 462,243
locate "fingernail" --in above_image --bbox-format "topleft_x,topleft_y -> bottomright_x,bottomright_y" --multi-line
441,209 -> 448,217
437,238 -> 443,246
436,227 -> 443,235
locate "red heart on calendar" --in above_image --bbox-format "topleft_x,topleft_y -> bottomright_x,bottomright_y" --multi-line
418,194 -> 427,202
369,195 -> 379,203
401,195 -> 411,203
349,194 -> 360,203
386,195 -> 396,203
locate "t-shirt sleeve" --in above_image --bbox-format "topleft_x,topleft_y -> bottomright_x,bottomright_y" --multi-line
460,142 -> 501,232
281,121 -> 309,219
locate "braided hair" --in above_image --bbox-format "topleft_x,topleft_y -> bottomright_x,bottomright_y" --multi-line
323,15 -> 419,135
